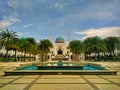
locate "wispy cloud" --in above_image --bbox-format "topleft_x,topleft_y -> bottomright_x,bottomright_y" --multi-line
22,23 -> 33,28
0,20 -> 11,28
0,0 -> 20,29
54,0 -> 120,26
51,3 -> 64,10
7,0 -> 17,7
83,1 -> 120,20
50,1 -> 69,11
17,32 -> 31,37
75,26 -> 120,39
0,14 -> 20,28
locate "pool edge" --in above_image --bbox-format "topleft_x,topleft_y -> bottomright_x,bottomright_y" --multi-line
5,70 -> 118,76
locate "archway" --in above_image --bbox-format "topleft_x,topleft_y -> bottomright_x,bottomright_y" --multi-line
58,49 -> 63,54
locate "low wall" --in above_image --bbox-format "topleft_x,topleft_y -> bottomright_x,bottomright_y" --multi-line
5,70 -> 118,76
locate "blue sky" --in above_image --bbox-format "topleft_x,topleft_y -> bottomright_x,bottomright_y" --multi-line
0,0 -> 120,42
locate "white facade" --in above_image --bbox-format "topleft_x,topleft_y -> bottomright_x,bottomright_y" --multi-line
48,36 -> 84,61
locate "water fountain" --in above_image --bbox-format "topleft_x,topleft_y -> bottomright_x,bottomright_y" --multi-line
57,60 -> 63,66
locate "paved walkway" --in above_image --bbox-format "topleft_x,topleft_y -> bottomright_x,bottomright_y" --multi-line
0,75 -> 120,90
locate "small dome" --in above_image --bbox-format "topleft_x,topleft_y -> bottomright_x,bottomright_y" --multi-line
55,36 -> 65,43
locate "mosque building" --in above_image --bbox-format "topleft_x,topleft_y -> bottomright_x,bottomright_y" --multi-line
47,35 -> 84,61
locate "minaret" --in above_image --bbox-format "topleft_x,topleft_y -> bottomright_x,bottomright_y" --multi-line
49,33 -> 52,42
68,32 -> 71,43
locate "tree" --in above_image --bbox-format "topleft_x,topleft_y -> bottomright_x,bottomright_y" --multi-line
116,37 -> 120,50
19,38 -> 31,61
26,38 -> 37,61
104,36 -> 120,60
83,37 -> 92,60
84,36 -> 106,60
7,38 -> 20,61
68,40 -> 85,61
14,37 -> 37,61
38,39 -> 53,61
0,29 -> 18,61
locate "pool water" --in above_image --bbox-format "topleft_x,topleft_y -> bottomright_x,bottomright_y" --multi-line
18,66 -> 38,70
18,65 -> 105,70
83,65 -> 104,70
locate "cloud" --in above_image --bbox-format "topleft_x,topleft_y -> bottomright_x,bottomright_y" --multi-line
83,2 -> 119,20
0,0 -> 20,29
23,23 -> 33,28
0,17 -> 20,28
0,20 -> 11,28
7,0 -> 17,7
17,32 -> 31,38
18,32 -> 28,36
47,0 -> 120,28
50,1 -> 69,11
75,26 -> 120,39
50,2 -> 64,10
58,0 -> 120,25
0,13 -> 20,28
0,18 -> 20,28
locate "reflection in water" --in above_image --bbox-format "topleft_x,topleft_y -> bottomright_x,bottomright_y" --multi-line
57,60 -> 63,66
46,61 -> 74,66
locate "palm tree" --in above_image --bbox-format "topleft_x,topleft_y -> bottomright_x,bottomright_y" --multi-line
26,38 -> 37,61
83,37 -> 92,60
19,38 -> 31,61
68,40 -> 85,61
38,39 -> 53,61
104,36 -> 120,60
0,29 -> 18,61
7,38 -> 20,61
84,36 -> 106,60
116,37 -> 120,50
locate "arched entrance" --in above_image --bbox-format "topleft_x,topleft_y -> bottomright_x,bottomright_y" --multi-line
57,49 -> 62,54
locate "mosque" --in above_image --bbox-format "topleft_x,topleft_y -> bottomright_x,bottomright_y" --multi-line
47,36 -> 84,61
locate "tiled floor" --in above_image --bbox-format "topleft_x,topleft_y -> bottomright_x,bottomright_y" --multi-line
0,75 -> 120,90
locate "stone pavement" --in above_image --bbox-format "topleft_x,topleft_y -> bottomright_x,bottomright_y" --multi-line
0,75 -> 120,90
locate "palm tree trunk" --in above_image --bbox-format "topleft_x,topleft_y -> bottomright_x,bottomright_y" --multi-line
41,53 -> 44,62
34,55 -> 36,61
112,51 -> 115,60
85,53 -> 87,60
45,53 -> 47,61
95,52 -> 97,61
74,54 -> 75,61
89,54 -> 91,60
98,52 -> 99,60
103,52 -> 105,60
29,54 -> 31,61
24,51 -> 26,62
75,54 -> 77,61
5,50 -> 9,61
14,50 -> 17,61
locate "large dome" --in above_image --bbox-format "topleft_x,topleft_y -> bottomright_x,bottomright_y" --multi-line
55,36 -> 65,43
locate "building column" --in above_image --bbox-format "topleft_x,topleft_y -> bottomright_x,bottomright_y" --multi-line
48,54 -> 52,61
68,53 -> 71,61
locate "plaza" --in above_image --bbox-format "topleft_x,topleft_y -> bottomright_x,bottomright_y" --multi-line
0,61 -> 120,90
0,74 -> 120,90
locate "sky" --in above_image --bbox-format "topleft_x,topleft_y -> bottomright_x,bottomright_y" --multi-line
0,0 -> 120,42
